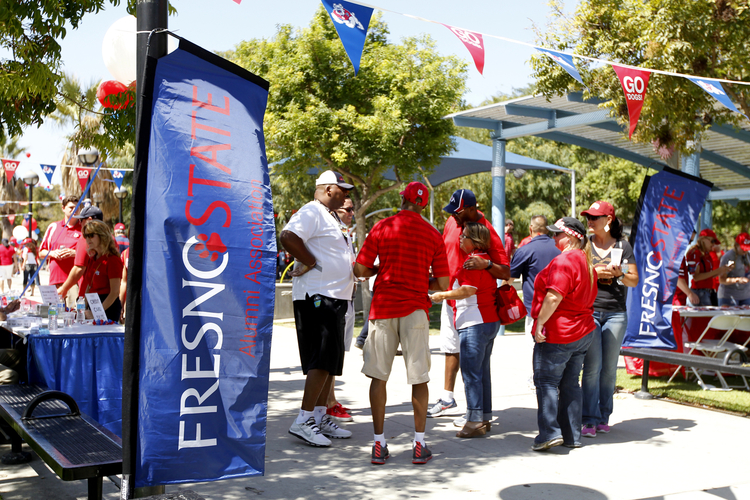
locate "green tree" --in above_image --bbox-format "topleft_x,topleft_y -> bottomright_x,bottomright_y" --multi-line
530,0 -> 750,154
224,7 -> 467,248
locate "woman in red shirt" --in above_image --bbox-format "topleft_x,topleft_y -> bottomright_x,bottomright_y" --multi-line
431,222 -> 500,439
79,220 -> 123,321
530,217 -> 598,451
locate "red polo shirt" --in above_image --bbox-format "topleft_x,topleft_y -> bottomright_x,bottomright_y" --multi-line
40,220 -> 83,285
0,245 -> 15,266
357,210 -> 449,320
443,211 -> 510,279
672,257 -> 689,305
79,253 -> 123,296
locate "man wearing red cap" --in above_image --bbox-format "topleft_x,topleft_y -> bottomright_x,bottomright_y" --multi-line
354,181 -> 449,465
114,223 -> 129,254
717,233 -> 750,306
686,229 -> 733,306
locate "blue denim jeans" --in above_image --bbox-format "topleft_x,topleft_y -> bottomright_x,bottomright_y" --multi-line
533,331 -> 594,445
718,296 -> 750,307
459,321 -> 500,422
689,288 -> 715,306
582,311 -> 627,426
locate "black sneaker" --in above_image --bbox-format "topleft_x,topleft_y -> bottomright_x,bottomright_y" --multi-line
412,441 -> 432,464
371,442 -> 389,465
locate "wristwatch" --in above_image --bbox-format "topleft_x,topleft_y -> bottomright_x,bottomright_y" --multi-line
485,259 -> 493,270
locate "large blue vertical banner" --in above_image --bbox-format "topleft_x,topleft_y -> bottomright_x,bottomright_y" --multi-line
137,40 -> 274,487
623,168 -> 712,349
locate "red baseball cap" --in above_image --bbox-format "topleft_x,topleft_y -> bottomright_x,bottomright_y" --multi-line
736,233 -> 750,252
114,223 -> 126,230
699,228 -> 720,244
580,201 -> 615,218
400,182 -> 429,207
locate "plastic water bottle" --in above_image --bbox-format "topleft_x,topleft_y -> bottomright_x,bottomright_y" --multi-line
618,259 -> 628,285
48,303 -> 58,331
76,297 -> 86,323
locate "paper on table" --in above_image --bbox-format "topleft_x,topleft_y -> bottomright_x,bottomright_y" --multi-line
84,293 -> 108,322
39,285 -> 59,305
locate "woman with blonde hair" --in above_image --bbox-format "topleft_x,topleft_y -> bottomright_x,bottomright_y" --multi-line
431,222 -> 500,438
78,220 -> 123,321
530,217 -> 597,451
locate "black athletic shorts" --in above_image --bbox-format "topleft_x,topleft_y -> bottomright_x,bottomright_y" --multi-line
293,294 -> 347,376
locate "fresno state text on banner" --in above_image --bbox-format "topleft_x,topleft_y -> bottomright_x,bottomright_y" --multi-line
137,40 -> 274,487
623,168 -> 712,349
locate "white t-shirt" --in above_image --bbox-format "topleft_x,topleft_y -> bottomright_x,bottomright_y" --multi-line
23,247 -> 38,266
283,200 -> 354,301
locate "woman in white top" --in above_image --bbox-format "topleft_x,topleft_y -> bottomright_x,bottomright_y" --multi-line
22,239 -> 40,296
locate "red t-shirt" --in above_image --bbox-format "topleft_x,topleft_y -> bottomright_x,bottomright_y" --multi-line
0,245 -> 15,266
79,253 -> 124,297
451,251 -> 500,330
443,211 -> 510,279
686,247 -> 714,290
504,233 -> 515,259
357,210 -> 449,320
518,235 -> 533,248
40,220 -> 83,285
531,250 -> 598,344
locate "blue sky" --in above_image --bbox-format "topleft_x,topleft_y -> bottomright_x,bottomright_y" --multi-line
15,0 -> 560,185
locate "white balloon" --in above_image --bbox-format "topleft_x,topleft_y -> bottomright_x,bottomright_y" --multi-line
102,16 -> 178,85
102,16 -> 137,85
12,225 -> 28,242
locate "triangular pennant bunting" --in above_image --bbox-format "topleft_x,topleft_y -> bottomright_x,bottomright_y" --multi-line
443,24 -> 485,75
688,77 -> 748,120
111,169 -> 126,189
537,48 -> 585,87
41,164 -> 57,185
1,159 -> 20,184
321,0 -> 373,74
612,65 -> 651,139
75,165 -> 92,193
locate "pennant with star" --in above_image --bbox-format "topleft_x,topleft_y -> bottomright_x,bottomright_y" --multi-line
321,0 -> 373,74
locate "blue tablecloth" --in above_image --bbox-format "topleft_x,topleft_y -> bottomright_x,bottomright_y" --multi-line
27,332 -> 124,437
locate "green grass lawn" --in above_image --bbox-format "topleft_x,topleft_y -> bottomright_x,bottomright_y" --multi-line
616,369 -> 750,416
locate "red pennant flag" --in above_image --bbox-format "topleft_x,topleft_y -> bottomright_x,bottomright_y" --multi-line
443,24 -> 485,75
1,159 -> 20,184
612,64 -> 651,139
75,165 -> 91,193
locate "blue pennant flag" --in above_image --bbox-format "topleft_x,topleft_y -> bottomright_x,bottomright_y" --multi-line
688,77 -> 748,119
537,48 -> 585,87
111,169 -> 125,189
40,164 -> 56,185
321,0 -> 373,74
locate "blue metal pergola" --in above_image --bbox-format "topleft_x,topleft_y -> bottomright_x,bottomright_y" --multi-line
445,92 -> 750,236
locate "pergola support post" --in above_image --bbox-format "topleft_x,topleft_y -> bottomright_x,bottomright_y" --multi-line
491,135 -> 506,336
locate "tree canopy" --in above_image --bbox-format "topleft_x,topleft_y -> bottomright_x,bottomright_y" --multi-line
530,0 -> 750,153
224,7 -> 467,241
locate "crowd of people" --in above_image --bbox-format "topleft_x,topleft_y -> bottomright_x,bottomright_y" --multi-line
279,170 -> 656,462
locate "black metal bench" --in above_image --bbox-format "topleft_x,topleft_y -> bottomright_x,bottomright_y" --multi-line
621,347 -> 750,398
0,385 -> 122,500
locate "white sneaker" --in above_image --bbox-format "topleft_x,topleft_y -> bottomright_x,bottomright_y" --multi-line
453,416 -> 467,428
289,417 -> 332,447
319,415 -> 352,439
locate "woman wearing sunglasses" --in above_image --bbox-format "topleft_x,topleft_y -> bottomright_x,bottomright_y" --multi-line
79,220 -> 123,321
579,201 -> 638,438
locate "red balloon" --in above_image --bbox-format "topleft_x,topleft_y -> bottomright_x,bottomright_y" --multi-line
25,153 -> 31,158
97,80 -> 130,109
22,217 -> 38,231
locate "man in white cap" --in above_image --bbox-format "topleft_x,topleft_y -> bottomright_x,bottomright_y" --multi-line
280,170 -> 355,447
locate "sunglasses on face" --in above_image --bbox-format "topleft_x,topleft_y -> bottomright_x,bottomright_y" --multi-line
84,233 -> 97,239
585,215 -> 605,221
339,207 -> 354,213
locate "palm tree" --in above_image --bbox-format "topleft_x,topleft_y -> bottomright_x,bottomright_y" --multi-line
52,73 -> 118,220
0,136 -> 28,239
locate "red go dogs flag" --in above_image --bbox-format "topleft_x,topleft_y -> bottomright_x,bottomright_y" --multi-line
443,24 -> 485,75
75,165 -> 92,192
612,64 -> 651,139
1,159 -> 19,184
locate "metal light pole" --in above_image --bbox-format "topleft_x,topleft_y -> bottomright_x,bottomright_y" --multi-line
22,171 -> 39,234
114,187 -> 128,223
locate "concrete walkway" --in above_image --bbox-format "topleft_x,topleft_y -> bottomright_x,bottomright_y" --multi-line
1,322 -> 749,499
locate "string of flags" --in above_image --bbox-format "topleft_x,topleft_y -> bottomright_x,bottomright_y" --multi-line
231,0 -> 749,139
1,159 -> 130,191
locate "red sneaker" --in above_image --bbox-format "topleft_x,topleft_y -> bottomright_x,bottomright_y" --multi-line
326,403 -> 353,422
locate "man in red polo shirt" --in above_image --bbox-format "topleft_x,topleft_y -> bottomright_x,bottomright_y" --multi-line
429,189 -> 510,423
354,181 -> 449,466
39,196 -> 82,303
